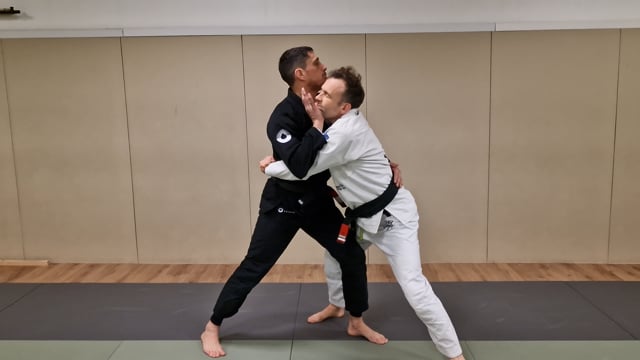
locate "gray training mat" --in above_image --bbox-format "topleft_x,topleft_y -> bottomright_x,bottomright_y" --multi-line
433,282 -> 635,340
1,282 -> 639,341
0,283 -> 219,340
0,284 -> 39,311
217,283 -> 301,340
569,282 -> 640,339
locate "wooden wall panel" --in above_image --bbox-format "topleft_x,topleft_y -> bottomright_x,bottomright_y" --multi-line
489,30 -> 619,262
1,28 -> 636,264
366,33 -> 491,263
122,36 -> 249,263
4,38 -> 136,262
609,29 -> 640,263
0,42 -> 23,259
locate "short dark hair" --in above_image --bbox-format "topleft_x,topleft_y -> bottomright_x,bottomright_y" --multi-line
278,46 -> 313,86
329,66 -> 365,109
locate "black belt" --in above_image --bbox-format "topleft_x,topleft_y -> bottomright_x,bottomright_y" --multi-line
337,180 -> 398,243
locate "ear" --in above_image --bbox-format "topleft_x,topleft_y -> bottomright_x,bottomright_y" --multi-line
339,102 -> 352,116
294,68 -> 305,81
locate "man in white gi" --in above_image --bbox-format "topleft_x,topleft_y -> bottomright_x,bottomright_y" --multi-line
260,66 -> 465,360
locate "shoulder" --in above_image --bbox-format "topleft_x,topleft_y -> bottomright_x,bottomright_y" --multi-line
270,97 -> 293,118
338,110 -> 369,132
268,101 -> 297,131
270,95 -> 305,122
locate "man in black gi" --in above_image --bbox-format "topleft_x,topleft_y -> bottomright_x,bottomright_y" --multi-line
201,46 -> 388,358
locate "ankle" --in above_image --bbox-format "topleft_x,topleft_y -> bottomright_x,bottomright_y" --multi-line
205,321 -> 218,332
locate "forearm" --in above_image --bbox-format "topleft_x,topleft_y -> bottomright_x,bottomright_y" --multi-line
273,127 -> 326,178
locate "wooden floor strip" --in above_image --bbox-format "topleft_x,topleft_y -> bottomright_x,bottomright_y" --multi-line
0,259 -> 49,267
1,263 -> 639,283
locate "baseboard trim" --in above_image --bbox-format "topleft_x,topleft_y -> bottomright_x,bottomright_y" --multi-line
0,259 -> 49,266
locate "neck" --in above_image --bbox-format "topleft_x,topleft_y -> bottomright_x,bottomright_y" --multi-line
291,83 -> 318,98
326,112 -> 346,124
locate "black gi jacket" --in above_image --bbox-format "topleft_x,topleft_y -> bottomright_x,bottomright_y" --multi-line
260,89 -> 332,215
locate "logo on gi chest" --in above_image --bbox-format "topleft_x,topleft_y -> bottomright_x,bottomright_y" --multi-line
276,129 -> 292,143
382,219 -> 394,231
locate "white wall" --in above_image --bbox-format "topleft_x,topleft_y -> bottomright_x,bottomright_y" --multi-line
1,0 -> 640,38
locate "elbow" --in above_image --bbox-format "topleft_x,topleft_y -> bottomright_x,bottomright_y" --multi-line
283,153 -> 315,179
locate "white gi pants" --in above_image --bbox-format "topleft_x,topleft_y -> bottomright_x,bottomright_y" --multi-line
323,209 -> 463,359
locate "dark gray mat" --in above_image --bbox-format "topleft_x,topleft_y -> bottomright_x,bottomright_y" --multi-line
433,282 -> 635,340
0,283 -> 302,341
0,283 -> 218,340
294,283 -> 350,340
570,282 -> 640,339
0,284 -> 39,311
217,283 -> 300,340
0,282 -> 638,341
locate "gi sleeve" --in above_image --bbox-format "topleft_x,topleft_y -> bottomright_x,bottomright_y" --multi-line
266,126 -> 352,180
267,109 -> 326,179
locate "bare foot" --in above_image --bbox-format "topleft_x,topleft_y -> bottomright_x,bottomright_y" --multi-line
201,321 -> 226,358
347,316 -> 388,345
307,304 -> 345,324
450,355 -> 465,360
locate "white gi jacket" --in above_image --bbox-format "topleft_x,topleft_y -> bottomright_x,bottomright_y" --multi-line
265,109 -> 416,234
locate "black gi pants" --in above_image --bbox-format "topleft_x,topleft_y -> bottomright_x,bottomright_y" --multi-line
210,190 -> 368,325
